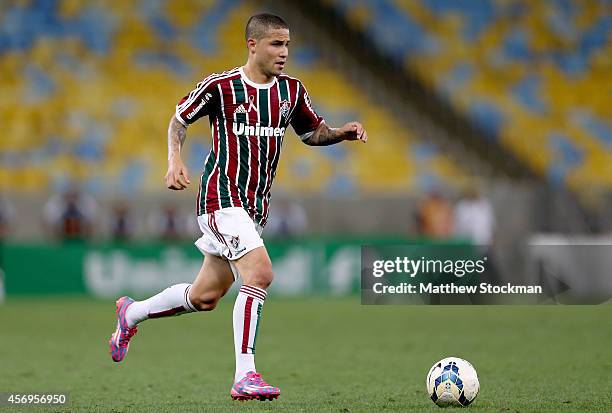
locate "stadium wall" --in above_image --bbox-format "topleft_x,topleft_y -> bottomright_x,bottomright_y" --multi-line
1,236 -> 434,298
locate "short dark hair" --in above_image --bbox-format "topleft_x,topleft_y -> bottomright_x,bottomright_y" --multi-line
245,13 -> 289,40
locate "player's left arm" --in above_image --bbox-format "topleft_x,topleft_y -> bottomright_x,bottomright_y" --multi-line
303,121 -> 368,146
291,82 -> 367,146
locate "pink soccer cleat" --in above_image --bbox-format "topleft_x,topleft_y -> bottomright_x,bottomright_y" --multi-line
230,371 -> 281,401
109,296 -> 138,362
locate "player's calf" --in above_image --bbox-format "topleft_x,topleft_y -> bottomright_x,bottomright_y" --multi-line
108,284 -> 199,362
123,283 -> 198,328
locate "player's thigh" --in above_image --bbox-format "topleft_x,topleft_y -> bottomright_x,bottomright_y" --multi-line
233,246 -> 273,288
190,252 -> 235,300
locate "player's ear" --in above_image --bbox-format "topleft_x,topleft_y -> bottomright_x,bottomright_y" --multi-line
247,38 -> 257,53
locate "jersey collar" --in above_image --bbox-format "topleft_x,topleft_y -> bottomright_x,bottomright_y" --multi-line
239,66 -> 277,89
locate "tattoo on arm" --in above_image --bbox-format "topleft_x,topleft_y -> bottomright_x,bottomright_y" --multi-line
303,123 -> 343,146
168,116 -> 187,160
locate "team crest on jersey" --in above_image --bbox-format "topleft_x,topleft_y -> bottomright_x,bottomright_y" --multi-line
230,235 -> 240,250
279,100 -> 291,120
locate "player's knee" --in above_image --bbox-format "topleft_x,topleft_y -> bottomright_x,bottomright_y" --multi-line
249,263 -> 274,289
193,297 -> 218,311
190,292 -> 221,311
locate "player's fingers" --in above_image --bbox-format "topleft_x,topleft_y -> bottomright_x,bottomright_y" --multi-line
353,123 -> 361,136
172,173 -> 186,189
360,130 -> 368,142
166,175 -> 180,190
177,173 -> 188,188
182,168 -> 191,184
342,122 -> 357,134
351,123 -> 363,141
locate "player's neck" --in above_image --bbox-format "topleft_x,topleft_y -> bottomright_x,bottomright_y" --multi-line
242,63 -> 274,85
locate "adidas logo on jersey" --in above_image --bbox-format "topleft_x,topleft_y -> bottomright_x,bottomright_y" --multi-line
233,104 -> 247,115
232,122 -> 286,138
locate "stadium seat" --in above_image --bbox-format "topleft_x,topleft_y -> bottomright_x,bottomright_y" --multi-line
329,0 -> 612,194
1,0 -> 474,195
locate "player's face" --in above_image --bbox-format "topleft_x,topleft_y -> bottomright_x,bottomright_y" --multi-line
255,28 -> 290,77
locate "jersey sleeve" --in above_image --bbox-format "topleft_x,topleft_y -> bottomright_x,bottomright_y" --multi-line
175,76 -> 219,126
290,82 -> 324,140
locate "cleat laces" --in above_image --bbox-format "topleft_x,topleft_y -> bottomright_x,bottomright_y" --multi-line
248,373 -> 268,386
119,326 -> 138,347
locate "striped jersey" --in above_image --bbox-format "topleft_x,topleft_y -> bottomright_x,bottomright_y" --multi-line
175,66 -> 323,227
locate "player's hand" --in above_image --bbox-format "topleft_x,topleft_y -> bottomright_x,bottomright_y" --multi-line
339,121 -> 368,143
165,156 -> 191,190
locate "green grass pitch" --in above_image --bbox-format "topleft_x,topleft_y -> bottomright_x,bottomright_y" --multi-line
1,297 -> 611,412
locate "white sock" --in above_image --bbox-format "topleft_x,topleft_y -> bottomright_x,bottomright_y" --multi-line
125,283 -> 198,327
233,285 -> 267,382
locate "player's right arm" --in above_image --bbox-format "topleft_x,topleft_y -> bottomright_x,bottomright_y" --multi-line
165,117 -> 191,190
165,76 -> 219,191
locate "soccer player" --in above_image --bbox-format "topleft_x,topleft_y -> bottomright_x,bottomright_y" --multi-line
108,13 -> 368,401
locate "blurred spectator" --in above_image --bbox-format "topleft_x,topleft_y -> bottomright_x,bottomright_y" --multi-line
148,203 -> 185,241
266,198 -> 308,239
0,195 -> 15,239
453,187 -> 495,252
43,188 -> 98,241
454,186 -> 499,291
109,202 -> 135,242
416,190 -> 454,239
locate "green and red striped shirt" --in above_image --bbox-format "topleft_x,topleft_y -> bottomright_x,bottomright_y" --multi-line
176,67 -> 323,227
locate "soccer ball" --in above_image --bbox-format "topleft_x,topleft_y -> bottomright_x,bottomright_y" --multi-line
426,357 -> 479,407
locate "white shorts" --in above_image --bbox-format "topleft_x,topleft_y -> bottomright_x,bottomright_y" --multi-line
194,207 -> 264,262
